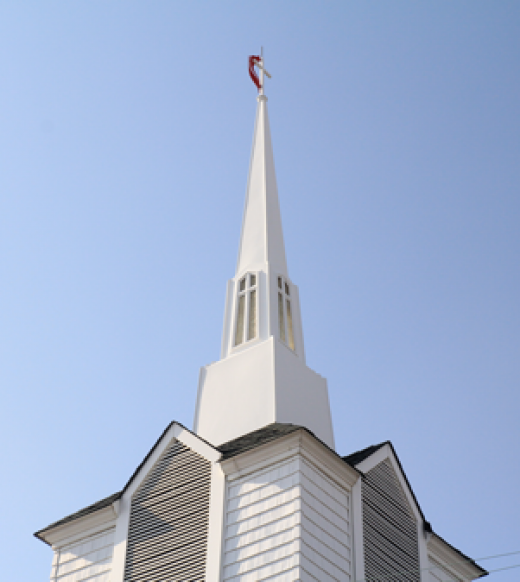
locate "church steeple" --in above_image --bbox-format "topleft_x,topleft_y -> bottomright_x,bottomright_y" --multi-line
193,57 -> 335,449
220,71 -> 299,362
235,92 -> 288,278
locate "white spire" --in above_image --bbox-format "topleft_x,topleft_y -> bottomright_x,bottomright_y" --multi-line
236,92 -> 288,278
193,64 -> 335,449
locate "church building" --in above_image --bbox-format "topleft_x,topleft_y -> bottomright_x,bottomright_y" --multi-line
35,56 -> 487,582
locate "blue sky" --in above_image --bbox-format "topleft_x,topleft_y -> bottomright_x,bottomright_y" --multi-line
0,2 -> 519,580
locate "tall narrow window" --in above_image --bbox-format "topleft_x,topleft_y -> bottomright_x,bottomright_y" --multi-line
286,298 -> 295,350
234,273 -> 258,347
277,275 -> 295,351
235,294 -> 245,346
248,290 -> 257,340
278,292 -> 285,343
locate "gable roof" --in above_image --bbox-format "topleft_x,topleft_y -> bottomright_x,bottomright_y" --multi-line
343,441 -> 387,466
35,425 -> 388,544
343,440 -> 429,525
34,420 -> 217,545
344,441 -> 487,578
35,422 -> 349,544
34,492 -> 121,543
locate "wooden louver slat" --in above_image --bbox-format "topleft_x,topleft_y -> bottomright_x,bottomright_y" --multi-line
362,459 -> 420,582
124,440 -> 211,582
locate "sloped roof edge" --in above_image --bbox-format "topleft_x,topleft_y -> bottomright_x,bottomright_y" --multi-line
216,422 -> 363,482
34,420 -> 218,544
217,422 -> 305,460
431,532 -> 488,578
343,440 -> 428,524
344,441 -> 488,578
33,492 -> 121,545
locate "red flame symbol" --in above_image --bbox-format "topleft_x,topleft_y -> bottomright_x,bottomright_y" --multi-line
249,55 -> 262,90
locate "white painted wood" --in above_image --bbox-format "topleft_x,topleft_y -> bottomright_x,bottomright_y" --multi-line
205,460 -> 227,582
50,527 -> 115,582
351,477 -> 365,582
427,535 -> 483,581
235,94 -> 287,279
428,557 -> 463,582
222,452 -> 352,582
195,336 -> 334,449
291,284 -> 306,364
42,504 -> 118,548
193,92 -> 335,450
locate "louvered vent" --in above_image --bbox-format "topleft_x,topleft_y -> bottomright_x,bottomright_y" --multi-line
362,458 -> 420,582
124,440 -> 211,582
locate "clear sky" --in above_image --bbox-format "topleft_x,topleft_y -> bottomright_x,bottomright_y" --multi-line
1,2 -> 518,580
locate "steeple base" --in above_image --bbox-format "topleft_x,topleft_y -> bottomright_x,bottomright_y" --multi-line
193,337 -> 335,449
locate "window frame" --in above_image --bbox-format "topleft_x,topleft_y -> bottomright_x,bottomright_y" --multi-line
233,271 -> 259,348
277,274 -> 295,351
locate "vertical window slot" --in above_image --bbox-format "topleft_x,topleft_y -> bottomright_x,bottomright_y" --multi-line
248,290 -> 257,340
277,276 -> 295,351
234,272 -> 258,348
235,295 -> 245,346
286,299 -> 295,350
278,292 -> 285,343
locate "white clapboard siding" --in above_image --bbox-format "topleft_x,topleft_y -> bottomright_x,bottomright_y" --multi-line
223,455 -> 351,582
362,458 -> 420,582
428,559 -> 463,582
123,439 -> 211,582
51,528 -> 115,582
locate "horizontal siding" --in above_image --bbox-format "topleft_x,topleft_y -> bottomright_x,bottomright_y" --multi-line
223,454 -> 351,582
300,458 -> 351,581
428,558 -> 462,582
260,566 -> 304,582
223,457 -> 301,581
52,528 -> 115,582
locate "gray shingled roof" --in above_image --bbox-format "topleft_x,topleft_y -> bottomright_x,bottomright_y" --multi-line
217,422 -> 306,460
343,441 -> 387,466
34,492 -> 121,543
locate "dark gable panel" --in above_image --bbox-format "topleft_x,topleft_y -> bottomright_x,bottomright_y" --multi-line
363,459 -> 420,582
124,440 -> 212,582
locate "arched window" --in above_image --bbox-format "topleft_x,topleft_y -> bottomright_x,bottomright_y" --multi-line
277,276 -> 295,350
234,273 -> 258,346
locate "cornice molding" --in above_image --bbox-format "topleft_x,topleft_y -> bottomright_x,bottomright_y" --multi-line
428,534 -> 484,580
41,503 -> 118,548
220,428 -> 359,490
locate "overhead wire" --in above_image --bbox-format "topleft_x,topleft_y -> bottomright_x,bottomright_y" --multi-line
430,563 -> 520,582
352,549 -> 520,582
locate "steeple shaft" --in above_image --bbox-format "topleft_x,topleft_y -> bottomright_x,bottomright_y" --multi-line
236,95 -> 288,277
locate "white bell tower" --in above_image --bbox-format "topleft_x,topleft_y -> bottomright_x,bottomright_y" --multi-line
193,55 -> 335,449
